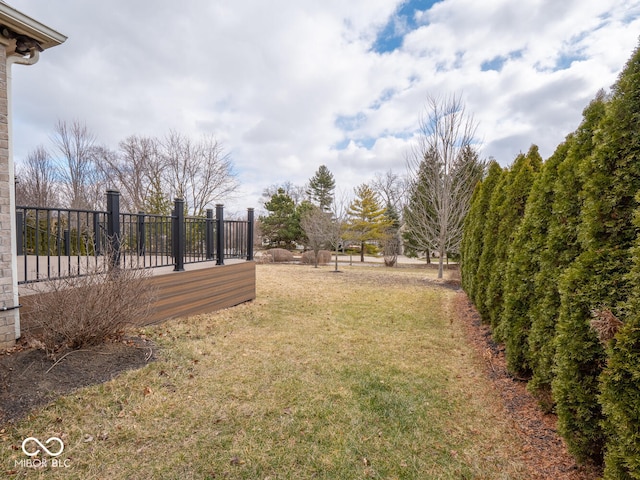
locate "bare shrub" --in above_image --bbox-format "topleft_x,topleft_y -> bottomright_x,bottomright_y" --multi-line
266,248 -> 294,263
383,234 -> 401,267
301,250 -> 332,265
255,251 -> 274,264
590,307 -> 623,344
23,266 -> 156,359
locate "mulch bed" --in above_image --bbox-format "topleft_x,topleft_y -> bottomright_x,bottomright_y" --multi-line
0,336 -> 155,425
453,292 -> 602,480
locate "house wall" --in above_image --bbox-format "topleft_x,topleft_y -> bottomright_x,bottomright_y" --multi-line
0,45 -> 19,350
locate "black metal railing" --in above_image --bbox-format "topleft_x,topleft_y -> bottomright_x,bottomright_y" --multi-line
16,190 -> 255,284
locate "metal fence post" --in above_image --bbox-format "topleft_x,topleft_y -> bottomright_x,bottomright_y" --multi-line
93,212 -> 101,256
173,198 -> 185,271
206,209 -> 214,260
63,230 -> 71,256
16,211 -> 23,256
247,208 -> 254,261
106,190 -> 121,268
216,204 -> 224,265
137,211 -> 146,255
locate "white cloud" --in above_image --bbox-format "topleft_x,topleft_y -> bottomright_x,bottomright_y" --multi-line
8,0 -> 640,212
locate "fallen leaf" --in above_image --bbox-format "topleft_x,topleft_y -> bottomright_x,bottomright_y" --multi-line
143,386 -> 152,396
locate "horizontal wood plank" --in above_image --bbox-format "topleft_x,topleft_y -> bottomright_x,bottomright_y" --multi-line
19,262 -> 256,330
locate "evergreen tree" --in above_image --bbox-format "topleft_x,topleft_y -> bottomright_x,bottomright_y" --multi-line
461,161 -> 503,302
259,188 -> 305,248
474,167 -> 508,320
553,44 -> 640,463
528,93 -> 607,406
307,165 -> 335,211
485,146 -> 542,333
346,184 -> 391,262
501,145 -> 562,378
599,225 -> 640,477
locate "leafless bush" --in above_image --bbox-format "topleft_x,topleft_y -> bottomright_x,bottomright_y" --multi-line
23,265 -> 156,359
266,248 -> 294,263
383,234 -> 401,267
255,251 -> 274,264
301,250 -> 332,265
590,307 -> 623,344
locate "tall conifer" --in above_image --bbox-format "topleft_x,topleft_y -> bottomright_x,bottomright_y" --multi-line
484,146 -> 541,333
553,44 -> 640,463
461,161 -> 503,302
501,145 -> 561,377
528,93 -> 607,405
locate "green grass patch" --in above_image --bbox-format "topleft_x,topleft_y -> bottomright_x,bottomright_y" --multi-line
1,264 -> 528,479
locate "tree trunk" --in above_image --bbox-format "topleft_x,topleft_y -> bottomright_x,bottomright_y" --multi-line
438,248 -> 445,279
360,241 -> 365,262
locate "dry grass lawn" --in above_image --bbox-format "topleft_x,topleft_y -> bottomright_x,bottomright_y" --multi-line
2,264 -> 531,479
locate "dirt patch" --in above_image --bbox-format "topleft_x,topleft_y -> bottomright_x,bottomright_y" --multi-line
453,292 -> 601,480
0,336 -> 155,425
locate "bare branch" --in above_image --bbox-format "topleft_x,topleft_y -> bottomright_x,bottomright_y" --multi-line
405,94 -> 485,278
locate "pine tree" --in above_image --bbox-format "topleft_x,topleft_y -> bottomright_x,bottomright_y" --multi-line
259,188 -> 304,248
528,93 -> 607,407
346,184 -> 391,262
553,44 -> 640,463
307,165 -> 335,211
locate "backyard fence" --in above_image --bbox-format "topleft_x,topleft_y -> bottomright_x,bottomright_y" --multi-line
16,190 -> 255,284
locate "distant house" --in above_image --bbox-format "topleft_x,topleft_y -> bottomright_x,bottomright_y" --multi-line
0,3 -> 65,350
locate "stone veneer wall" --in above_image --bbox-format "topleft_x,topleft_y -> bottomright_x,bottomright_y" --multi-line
0,45 -> 18,350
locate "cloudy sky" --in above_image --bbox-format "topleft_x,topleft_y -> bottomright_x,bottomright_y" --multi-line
9,0 -> 640,214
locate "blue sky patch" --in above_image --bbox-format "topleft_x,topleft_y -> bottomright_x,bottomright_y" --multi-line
481,56 -> 507,72
372,0 -> 442,53
554,52 -> 587,71
481,50 -> 523,72
335,112 -> 367,131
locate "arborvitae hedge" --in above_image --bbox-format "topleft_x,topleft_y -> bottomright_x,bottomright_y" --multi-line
527,94 -> 606,406
554,43 -> 640,463
460,42 -> 640,470
599,248 -> 640,477
460,161 -> 503,301
474,168 -> 507,320
501,145 -> 560,378
485,146 -> 541,334
596,47 -> 640,478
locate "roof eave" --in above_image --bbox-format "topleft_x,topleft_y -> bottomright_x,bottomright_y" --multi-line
0,3 -> 66,50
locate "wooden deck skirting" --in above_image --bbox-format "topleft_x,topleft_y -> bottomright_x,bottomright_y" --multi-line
144,262 -> 256,324
19,262 -> 256,331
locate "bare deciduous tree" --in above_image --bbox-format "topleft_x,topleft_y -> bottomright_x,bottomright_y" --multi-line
15,146 -> 58,207
95,135 -> 168,213
51,120 -> 103,209
405,94 -> 485,278
300,205 -> 334,268
328,188 -> 351,271
162,131 -> 238,216
372,169 -> 407,215
261,181 -> 307,207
